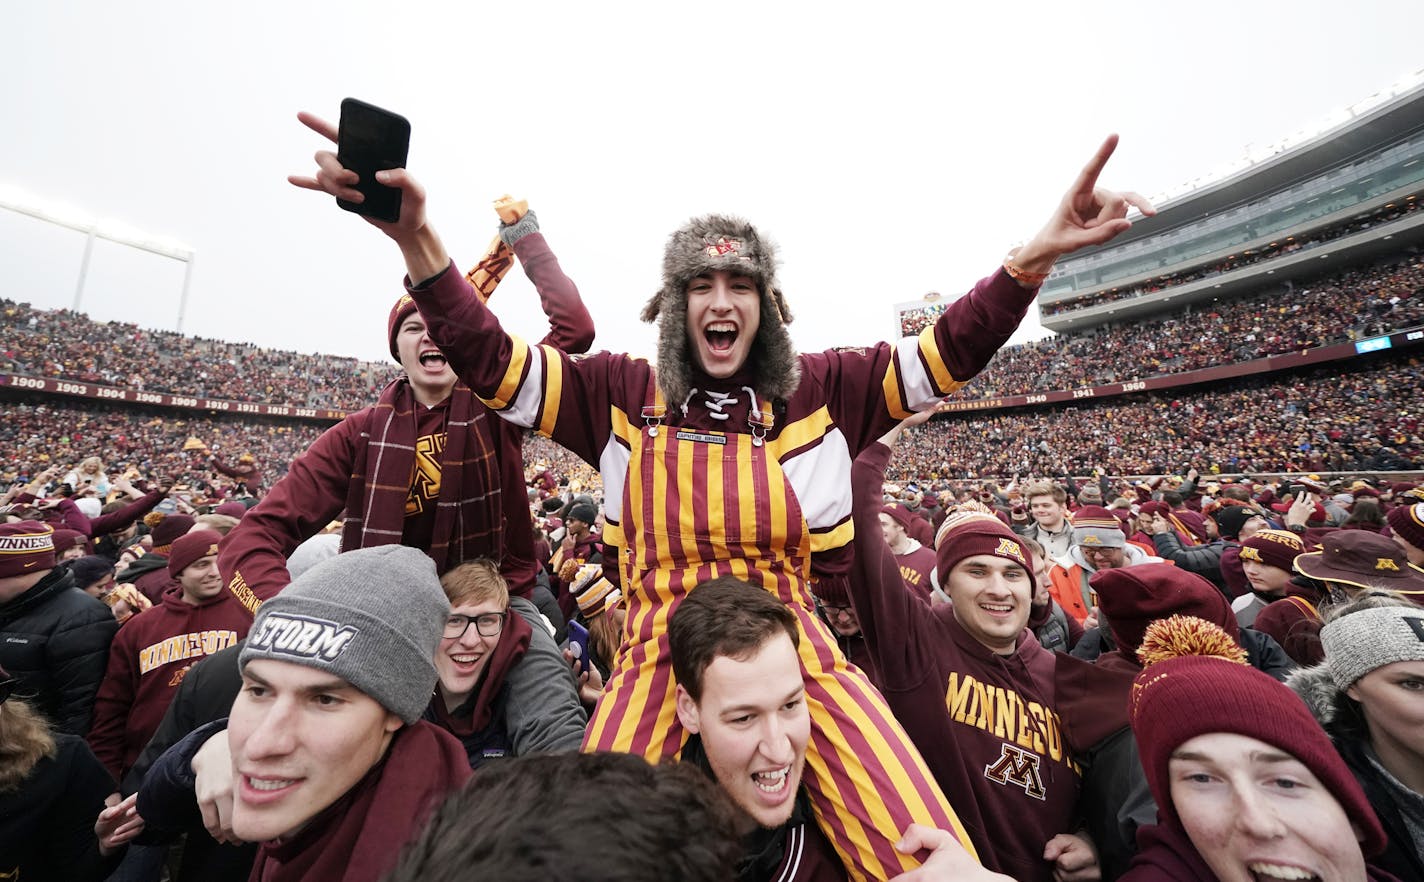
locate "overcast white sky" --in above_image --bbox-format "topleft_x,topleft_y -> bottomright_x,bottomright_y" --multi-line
4,2 -> 1423,367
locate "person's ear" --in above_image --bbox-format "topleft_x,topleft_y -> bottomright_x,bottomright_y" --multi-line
674,684 -> 701,734
384,712 -> 404,735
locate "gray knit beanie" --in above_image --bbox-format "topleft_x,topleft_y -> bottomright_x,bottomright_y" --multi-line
1321,605 -> 1424,690
240,545 -> 448,724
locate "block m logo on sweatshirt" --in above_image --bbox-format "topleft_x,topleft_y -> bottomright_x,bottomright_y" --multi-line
250,613 -> 358,662
985,743 -> 1046,801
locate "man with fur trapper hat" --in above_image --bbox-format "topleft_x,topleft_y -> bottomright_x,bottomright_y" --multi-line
292,112 -> 1152,879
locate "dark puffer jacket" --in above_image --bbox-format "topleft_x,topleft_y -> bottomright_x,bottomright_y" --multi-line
0,567 -> 118,734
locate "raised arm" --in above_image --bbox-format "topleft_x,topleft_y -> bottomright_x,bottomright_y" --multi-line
288,110 -> 618,465
824,136 -> 1155,454
848,438 -> 934,687
217,418 -> 358,614
497,212 -> 596,354
87,483 -> 170,538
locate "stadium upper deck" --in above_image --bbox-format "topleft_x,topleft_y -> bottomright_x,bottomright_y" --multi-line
1041,72 -> 1424,333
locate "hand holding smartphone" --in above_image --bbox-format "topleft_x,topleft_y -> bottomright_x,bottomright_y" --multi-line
336,98 -> 411,224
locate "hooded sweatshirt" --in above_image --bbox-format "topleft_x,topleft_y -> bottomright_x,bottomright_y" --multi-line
423,609 -> 532,769
87,585 -> 250,780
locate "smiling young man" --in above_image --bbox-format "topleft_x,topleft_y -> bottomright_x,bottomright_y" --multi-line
847,433 -> 1136,882
670,577 -> 845,881
1126,617 -> 1396,882
1017,482 -> 1074,563
89,530 -> 249,784
424,559 -> 586,768
138,545 -> 471,882
294,110 -> 1152,879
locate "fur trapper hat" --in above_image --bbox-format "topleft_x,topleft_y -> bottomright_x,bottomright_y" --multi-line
641,214 -> 799,406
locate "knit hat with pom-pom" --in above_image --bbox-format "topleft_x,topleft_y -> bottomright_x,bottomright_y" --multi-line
1129,615 -> 1385,856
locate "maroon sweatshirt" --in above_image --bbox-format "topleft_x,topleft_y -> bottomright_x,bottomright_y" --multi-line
850,444 -> 1133,882
893,544 -> 937,601
87,586 -> 250,780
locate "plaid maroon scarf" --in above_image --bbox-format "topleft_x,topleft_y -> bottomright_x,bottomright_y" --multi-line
342,378 -> 503,573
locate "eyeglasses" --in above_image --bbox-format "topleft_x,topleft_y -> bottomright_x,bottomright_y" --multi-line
443,612 -> 507,639
813,596 -> 854,616
0,679 -> 17,705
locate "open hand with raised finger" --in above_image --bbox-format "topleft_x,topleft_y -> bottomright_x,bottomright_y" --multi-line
1015,134 -> 1157,274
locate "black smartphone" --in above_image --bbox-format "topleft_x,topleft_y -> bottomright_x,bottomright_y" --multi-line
336,98 -> 411,223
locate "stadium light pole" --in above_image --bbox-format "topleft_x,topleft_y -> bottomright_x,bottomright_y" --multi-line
0,187 -> 196,329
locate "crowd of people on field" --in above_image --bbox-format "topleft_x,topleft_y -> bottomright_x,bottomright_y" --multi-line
6,122 -> 1424,882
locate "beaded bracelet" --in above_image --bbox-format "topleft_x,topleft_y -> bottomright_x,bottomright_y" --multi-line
1002,256 -> 1050,287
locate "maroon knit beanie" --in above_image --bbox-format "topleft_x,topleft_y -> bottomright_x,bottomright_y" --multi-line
149,514 -> 196,554
1091,563 -> 1240,656
934,512 -> 1032,587
880,503 -> 915,533
1386,502 -> 1424,553
388,293 -> 419,361
214,501 -> 248,519
812,574 -> 851,607
51,528 -> 90,557
1138,501 -> 1170,517
1238,528 -> 1304,573
168,530 -> 223,578
1130,616 -> 1387,857
0,521 -> 56,579
1173,510 -> 1208,542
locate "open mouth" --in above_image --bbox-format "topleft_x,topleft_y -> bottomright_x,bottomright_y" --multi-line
752,766 -> 791,794
448,652 -> 485,672
419,350 -> 448,368
1246,862 -> 1320,881
704,323 -> 738,353
241,774 -> 302,804
980,602 -> 1015,617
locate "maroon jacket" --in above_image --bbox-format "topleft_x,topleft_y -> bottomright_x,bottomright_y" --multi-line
850,444 -> 1133,882
87,586 -> 250,780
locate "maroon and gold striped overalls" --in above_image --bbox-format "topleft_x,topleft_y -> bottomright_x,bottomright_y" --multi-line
584,390 -> 974,880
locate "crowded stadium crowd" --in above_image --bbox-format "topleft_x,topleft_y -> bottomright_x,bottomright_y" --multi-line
894,352 -> 1424,480
8,247 -> 1421,420
6,124 -> 1424,882
970,257 -> 1424,397
1,394 -> 325,492
1039,191 -> 1423,316
1,299 -> 397,410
